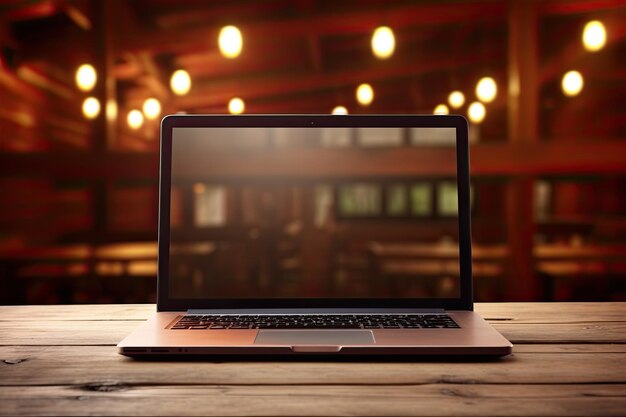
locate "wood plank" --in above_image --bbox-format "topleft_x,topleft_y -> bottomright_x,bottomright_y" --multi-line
4,320 -> 625,346
476,302 -> 626,323
1,346 -> 625,386
2,303 -> 625,324
1,384 -> 625,416
0,304 -> 154,321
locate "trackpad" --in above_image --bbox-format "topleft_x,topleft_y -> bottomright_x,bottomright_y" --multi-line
255,330 -> 375,345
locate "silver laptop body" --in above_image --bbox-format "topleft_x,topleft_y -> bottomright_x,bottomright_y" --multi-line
118,114 -> 512,357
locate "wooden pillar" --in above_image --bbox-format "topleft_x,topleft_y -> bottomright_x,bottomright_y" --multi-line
93,0 -> 117,151
91,0 -> 118,237
506,0 -> 539,300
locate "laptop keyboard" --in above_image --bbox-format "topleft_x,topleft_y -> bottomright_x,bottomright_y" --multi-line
171,314 -> 460,330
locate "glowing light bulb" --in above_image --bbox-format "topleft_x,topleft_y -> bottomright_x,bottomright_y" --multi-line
332,106 -> 348,115
127,109 -> 144,130
371,26 -> 395,59
82,97 -> 100,119
582,20 -> 606,52
561,70 -> 584,97
356,83 -> 374,106
433,104 -> 449,115
142,98 -> 161,120
75,64 -> 96,92
476,77 -> 497,103
467,102 -> 486,124
448,91 -> 465,109
228,97 -> 245,114
170,70 -> 191,96
219,25 -> 243,59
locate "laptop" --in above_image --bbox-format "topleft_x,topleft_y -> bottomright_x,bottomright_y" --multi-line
118,114 -> 512,356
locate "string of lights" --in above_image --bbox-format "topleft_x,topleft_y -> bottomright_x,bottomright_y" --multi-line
74,20 -> 608,128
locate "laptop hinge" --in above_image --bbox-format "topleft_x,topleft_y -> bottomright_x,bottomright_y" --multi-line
187,308 -> 445,315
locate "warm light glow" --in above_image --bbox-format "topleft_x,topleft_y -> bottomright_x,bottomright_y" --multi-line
467,102 -> 486,124
562,70 -> 584,97
228,97 -> 245,114
127,109 -> 144,129
106,99 -> 117,121
142,98 -> 161,120
476,77 -> 497,103
433,104 -> 449,115
332,106 -> 348,115
447,91 -> 465,109
75,64 -> 96,92
356,83 -> 374,106
219,25 -> 243,59
371,26 -> 395,59
170,69 -> 191,96
82,97 -> 100,119
193,183 -> 206,194
583,20 -> 606,52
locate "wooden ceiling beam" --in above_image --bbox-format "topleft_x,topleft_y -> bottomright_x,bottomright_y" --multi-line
540,13 -> 626,85
165,50 -> 499,110
121,2 -> 505,55
541,0 -> 626,15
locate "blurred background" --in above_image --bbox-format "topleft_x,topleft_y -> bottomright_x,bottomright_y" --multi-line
1,0 -> 625,304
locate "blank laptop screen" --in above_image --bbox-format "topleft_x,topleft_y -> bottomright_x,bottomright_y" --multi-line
169,126 -> 463,299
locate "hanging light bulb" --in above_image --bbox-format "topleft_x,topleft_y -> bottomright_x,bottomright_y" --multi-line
582,20 -> 606,52
75,64 -> 97,92
356,83 -> 374,106
433,104 -> 449,115
476,77 -> 497,103
447,91 -> 465,109
82,97 -> 100,119
219,25 -> 243,58
142,98 -> 161,120
127,109 -> 144,130
170,70 -> 191,96
228,97 -> 245,114
561,70 -> 584,97
467,102 -> 486,124
371,26 -> 395,59
332,106 -> 348,115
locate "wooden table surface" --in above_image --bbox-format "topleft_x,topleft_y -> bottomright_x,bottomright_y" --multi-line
1,303 -> 625,416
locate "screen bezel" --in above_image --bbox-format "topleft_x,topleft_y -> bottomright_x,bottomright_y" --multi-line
157,115 -> 473,311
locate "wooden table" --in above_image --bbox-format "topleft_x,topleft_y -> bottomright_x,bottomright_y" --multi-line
1,303 -> 625,416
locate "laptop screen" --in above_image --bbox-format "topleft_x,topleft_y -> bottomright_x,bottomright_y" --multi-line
168,126 -> 463,300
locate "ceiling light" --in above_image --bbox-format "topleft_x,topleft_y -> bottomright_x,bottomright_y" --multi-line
75,64 -> 96,92
219,25 -> 243,59
582,20 -> 606,52
467,102 -> 486,124
142,98 -> 161,120
356,83 -> 374,106
82,97 -> 100,119
332,106 -> 348,115
228,97 -> 245,114
475,77 -> 497,103
433,104 -> 449,115
170,70 -> 191,96
371,26 -> 395,59
562,70 -> 583,97
127,109 -> 144,130
448,91 -> 465,109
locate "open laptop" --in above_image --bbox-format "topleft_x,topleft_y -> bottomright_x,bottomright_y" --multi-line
118,114 -> 512,356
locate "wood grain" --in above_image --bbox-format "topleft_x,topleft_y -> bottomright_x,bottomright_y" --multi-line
1,303 -> 625,416
1,346 -> 625,386
2,318 -> 625,346
2,384 -> 625,416
2,302 -> 624,323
